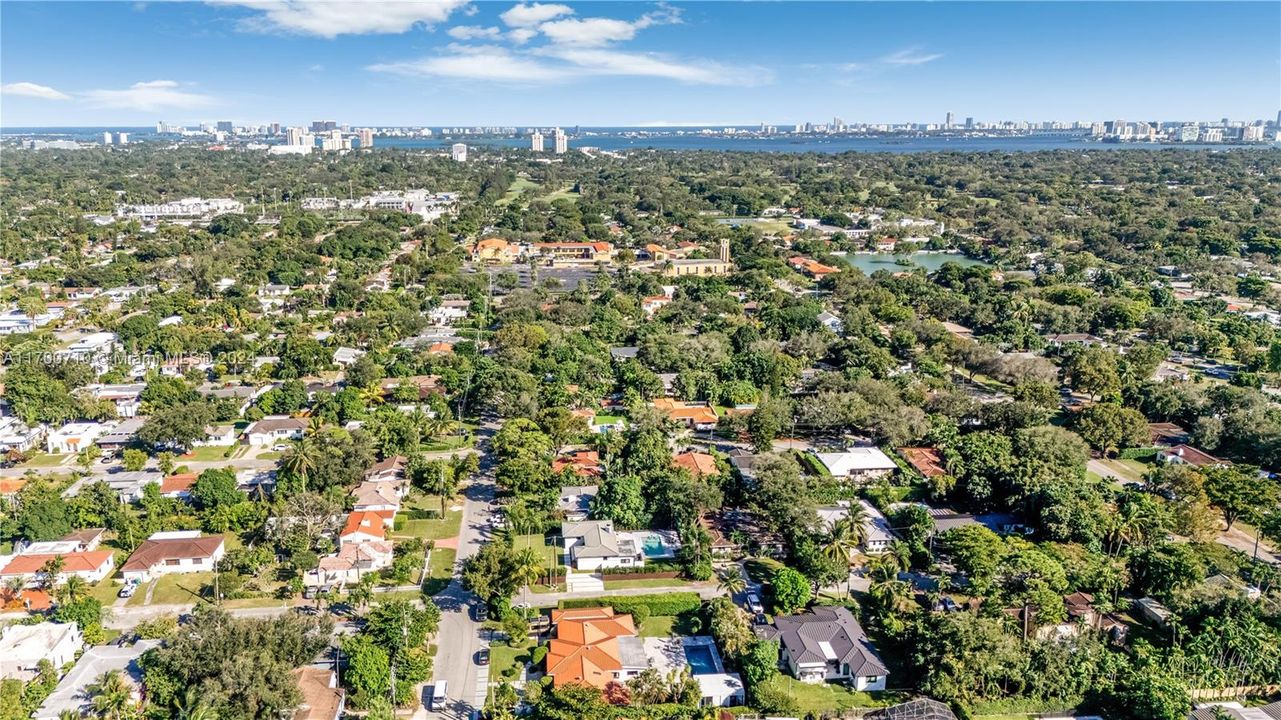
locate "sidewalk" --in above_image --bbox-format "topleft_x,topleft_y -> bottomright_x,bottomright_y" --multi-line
526,582 -> 721,608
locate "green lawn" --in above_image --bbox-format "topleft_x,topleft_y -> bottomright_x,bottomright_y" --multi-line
390,492 -> 465,541
22,453 -> 70,467
130,572 -> 215,606
498,177 -> 541,205
544,185 -> 581,203
744,557 -> 786,583
760,676 -> 908,714
422,548 -> 456,596
178,445 -> 236,462
603,577 -> 692,590
638,615 -> 677,637
489,635 -> 536,682
421,434 -> 473,452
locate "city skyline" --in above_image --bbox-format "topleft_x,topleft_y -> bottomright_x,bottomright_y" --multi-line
1,1 -> 1278,127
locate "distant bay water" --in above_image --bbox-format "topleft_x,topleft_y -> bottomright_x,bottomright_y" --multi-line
2,126 -> 1268,154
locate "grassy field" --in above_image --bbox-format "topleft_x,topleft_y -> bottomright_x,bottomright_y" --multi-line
638,613 -> 704,637
178,445 -> 236,462
498,177 -> 541,205
489,634 -> 536,682
22,453 -> 70,467
130,572 -> 215,606
603,577 -> 692,590
544,185 -> 581,202
89,576 -> 123,604
760,676 -> 908,713
393,496 -> 464,541
421,434 -> 473,453
422,547 -> 456,596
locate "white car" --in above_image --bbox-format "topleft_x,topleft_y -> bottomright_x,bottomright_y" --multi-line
746,593 -> 764,615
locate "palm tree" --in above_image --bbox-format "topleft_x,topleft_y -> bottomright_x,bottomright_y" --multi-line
426,461 -> 459,515
282,436 -> 318,492
359,382 -> 385,407
349,573 -> 376,612
174,688 -> 218,720
716,567 -> 746,597
512,547 -> 544,609
56,575 -> 88,605
305,416 -> 325,437
88,670 -> 134,720
824,517 -> 866,598
58,710 -> 81,720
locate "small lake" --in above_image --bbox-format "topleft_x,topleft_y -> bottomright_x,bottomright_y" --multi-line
839,252 -> 993,273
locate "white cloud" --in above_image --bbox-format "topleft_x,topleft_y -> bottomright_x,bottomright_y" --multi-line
499,2 -> 572,27
0,82 -> 71,100
216,0 -> 471,38
539,5 -> 680,47
369,45 -> 570,83
542,47 -> 768,85
370,44 -> 769,86
83,80 -> 215,111
448,25 -> 502,40
507,27 -> 538,44
880,48 -> 943,66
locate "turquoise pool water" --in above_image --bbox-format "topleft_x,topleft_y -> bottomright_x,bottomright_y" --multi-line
641,535 -> 667,557
685,644 -> 718,675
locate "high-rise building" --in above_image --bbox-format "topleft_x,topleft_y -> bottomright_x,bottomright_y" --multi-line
286,127 -> 305,146
965,116 -> 975,130
117,132 -> 129,145
310,120 -> 337,133
531,131 -> 544,151
945,111 -> 954,129
1242,125 -> 1265,142
553,128 -> 568,154
216,121 -> 234,132
451,143 -> 468,162
270,122 -> 281,135
155,121 -> 166,134
358,128 -> 374,149
102,131 -> 113,145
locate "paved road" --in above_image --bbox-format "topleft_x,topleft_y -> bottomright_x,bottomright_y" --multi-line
423,423 -> 499,719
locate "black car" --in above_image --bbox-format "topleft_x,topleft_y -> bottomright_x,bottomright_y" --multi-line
476,648 -> 490,665
474,604 -> 489,622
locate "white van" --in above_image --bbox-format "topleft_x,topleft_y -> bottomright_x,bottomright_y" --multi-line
429,680 -> 448,710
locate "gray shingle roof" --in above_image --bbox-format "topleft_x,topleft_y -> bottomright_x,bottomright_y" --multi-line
764,606 -> 888,676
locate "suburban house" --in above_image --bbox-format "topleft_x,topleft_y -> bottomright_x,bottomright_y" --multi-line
817,499 -> 895,555
244,416 -> 308,446
700,509 -> 787,559
94,418 -> 146,455
651,399 -> 719,431
471,237 -> 518,263
308,541 -> 394,587
0,550 -> 115,588
1147,422 -> 1190,447
119,531 -> 226,583
545,607 -> 647,689
56,332 -> 117,374
673,451 -> 718,478
194,424 -> 239,447
100,470 -> 164,502
427,298 -> 471,326
898,447 -> 947,479
84,383 -> 146,417
757,606 -> 889,690
351,481 -> 401,517
0,416 -> 43,453
159,472 -> 198,500
813,447 -> 897,482
33,640 -> 161,720
0,623 -> 84,681
363,455 -> 408,484
291,667 -> 346,720
46,421 -> 112,454
560,520 -> 680,571
817,310 -> 844,334
1157,444 -> 1230,469
557,485 -> 599,522
641,636 -> 745,708
1190,701 -> 1281,720
332,347 -> 364,366
339,511 -> 387,545
553,450 -> 604,478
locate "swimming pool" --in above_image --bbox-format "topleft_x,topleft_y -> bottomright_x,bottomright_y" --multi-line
685,644 -> 719,675
641,534 -> 667,557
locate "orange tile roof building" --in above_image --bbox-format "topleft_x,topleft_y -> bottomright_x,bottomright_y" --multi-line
674,451 -> 718,477
545,608 -> 647,690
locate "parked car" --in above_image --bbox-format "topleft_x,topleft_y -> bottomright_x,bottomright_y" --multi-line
473,604 -> 489,622
118,584 -> 137,598
476,648 -> 490,665
746,593 -> 764,615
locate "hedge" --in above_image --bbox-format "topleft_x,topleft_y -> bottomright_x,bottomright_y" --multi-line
1118,447 -> 1160,461
558,592 -> 702,617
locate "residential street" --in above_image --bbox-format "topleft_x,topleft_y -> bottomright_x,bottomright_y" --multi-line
421,422 -> 498,719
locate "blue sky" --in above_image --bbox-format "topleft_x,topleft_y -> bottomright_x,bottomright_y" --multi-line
1,1 -> 1277,127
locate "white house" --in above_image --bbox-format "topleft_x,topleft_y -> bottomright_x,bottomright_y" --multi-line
56,332 -> 118,375
813,447 -> 897,483
119,531 -> 226,583
0,550 -> 115,588
758,606 -> 888,691
244,416 -> 307,446
46,421 -> 113,454
0,623 -> 85,681
817,311 -> 844,335
85,383 -> 146,417
332,347 -> 365,366
351,481 -> 400,516
33,640 -> 162,720
193,424 -> 239,447
0,417 -> 44,453
561,520 -> 643,571
307,541 -> 393,588
427,299 -> 470,326
818,500 -> 895,555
